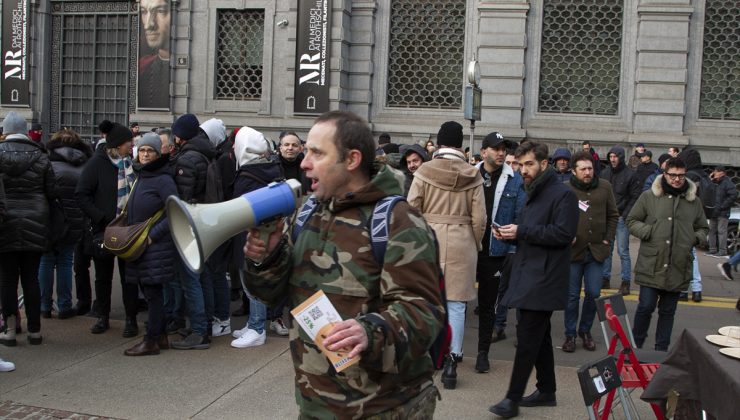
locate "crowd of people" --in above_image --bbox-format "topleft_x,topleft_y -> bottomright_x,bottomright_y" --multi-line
0,109 -> 738,418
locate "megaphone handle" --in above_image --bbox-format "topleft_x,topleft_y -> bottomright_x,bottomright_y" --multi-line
250,221 -> 278,264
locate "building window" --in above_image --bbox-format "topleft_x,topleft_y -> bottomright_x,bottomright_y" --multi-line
698,1 -> 739,121
386,0 -> 466,109
538,0 -> 623,115
215,9 -> 264,100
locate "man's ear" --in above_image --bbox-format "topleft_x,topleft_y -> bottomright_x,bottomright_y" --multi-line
345,149 -> 363,171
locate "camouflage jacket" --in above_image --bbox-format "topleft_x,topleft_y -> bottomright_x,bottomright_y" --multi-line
245,163 -> 445,419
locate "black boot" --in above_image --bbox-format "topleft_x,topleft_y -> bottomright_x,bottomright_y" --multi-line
123,317 -> 139,338
90,317 -> 110,334
442,354 -> 458,389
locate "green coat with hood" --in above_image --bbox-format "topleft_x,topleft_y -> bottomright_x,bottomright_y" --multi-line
245,163 -> 445,419
627,175 -> 709,292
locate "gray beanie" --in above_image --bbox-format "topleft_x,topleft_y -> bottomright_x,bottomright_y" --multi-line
138,132 -> 162,155
2,112 -> 27,135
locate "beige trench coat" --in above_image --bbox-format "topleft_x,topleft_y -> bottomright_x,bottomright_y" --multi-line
407,151 -> 486,301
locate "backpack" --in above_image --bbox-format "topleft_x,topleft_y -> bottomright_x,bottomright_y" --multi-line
292,195 -> 451,370
698,175 -> 717,217
203,158 -> 225,204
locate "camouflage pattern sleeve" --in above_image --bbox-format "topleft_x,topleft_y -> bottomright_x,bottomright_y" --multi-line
244,237 -> 294,307
358,202 -> 445,373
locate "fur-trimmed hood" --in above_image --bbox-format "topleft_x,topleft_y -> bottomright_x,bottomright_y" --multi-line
651,174 -> 697,201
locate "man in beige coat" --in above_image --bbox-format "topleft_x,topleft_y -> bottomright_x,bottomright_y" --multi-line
408,121 -> 486,390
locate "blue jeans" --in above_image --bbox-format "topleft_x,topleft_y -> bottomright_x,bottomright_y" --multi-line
602,217 -> 631,283
730,251 -> 740,268
246,294 -> 266,334
163,272 -> 183,325
564,250 -> 603,337
201,266 -> 230,322
632,285 -> 680,351
448,301 -> 466,356
690,247 -> 702,292
38,244 -> 75,312
175,260 -> 207,336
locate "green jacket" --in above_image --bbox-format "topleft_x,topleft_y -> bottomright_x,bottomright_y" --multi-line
569,178 -> 619,262
627,175 -> 709,292
245,163 -> 444,419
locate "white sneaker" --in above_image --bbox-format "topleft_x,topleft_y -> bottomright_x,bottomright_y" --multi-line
230,329 -> 266,348
232,325 -> 250,339
270,319 -> 289,336
0,358 -> 15,372
212,317 -> 231,337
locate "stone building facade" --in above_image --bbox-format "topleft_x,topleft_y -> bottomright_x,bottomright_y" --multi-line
2,0 -> 738,169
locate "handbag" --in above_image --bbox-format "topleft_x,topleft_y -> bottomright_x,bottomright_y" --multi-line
103,182 -> 164,261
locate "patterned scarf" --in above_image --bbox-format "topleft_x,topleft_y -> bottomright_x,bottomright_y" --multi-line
108,152 -> 135,215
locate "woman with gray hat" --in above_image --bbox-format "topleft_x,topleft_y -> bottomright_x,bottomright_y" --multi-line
123,132 -> 178,356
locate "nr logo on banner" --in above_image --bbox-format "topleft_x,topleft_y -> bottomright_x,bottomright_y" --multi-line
294,0 -> 331,115
2,0 -> 30,107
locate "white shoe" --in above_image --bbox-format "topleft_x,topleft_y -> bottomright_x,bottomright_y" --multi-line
0,358 -> 15,372
232,325 -> 250,339
270,319 -> 289,336
212,317 -> 231,337
230,329 -> 266,348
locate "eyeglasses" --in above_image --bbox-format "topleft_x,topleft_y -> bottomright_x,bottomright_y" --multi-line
664,173 -> 685,180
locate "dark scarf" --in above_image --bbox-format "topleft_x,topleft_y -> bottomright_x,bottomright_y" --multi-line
570,174 -> 599,191
661,176 -> 689,196
525,165 -> 555,196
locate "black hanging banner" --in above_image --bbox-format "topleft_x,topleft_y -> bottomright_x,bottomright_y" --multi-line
2,0 -> 30,107
294,0 -> 331,115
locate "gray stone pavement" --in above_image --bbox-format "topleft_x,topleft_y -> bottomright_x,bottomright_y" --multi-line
0,238 -> 738,419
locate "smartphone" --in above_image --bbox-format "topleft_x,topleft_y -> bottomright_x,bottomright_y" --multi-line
492,221 -> 502,230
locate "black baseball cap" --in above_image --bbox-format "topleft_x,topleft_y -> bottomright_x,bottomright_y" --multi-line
481,132 -> 513,149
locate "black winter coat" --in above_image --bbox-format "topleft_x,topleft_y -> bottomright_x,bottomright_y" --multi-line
0,175 -> 5,222
714,175 -> 738,218
75,146 -> 120,233
230,161 -> 283,270
600,146 -> 641,218
0,134 -> 57,253
501,168 -> 578,311
124,156 -> 178,285
172,132 -> 215,203
274,154 -> 310,194
47,138 -> 92,245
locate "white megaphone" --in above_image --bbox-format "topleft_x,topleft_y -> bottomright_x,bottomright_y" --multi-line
167,179 -> 302,273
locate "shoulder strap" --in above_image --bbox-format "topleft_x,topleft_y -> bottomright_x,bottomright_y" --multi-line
291,195 -> 318,243
369,195 -> 406,263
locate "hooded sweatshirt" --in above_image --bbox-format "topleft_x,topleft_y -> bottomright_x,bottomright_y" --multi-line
600,145 -> 641,217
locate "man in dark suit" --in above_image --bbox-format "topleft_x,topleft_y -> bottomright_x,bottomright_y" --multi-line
488,141 -> 579,418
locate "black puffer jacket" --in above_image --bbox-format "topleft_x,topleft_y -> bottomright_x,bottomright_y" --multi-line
75,146 -> 120,233
125,156 -> 178,285
172,131 -> 215,203
47,137 -> 93,245
0,134 -> 56,253
600,146 -> 641,218
714,176 -> 738,218
0,175 -> 6,222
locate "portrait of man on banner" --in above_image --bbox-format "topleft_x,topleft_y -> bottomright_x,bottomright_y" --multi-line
138,0 -> 171,109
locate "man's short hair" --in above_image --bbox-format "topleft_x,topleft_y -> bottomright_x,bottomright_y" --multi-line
315,111 -> 374,178
280,131 -> 301,143
582,140 -> 591,146
157,127 -> 174,145
571,150 -> 595,168
669,146 -> 680,154
514,141 -> 549,161
664,157 -> 686,171
378,132 -> 391,144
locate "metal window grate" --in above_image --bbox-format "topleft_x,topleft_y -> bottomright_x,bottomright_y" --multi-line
50,1 -> 135,144
698,0 -> 740,120
386,0 -> 466,109
215,9 -> 264,100
538,0 -> 623,115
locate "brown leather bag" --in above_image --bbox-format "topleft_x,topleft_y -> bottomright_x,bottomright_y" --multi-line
103,182 -> 164,261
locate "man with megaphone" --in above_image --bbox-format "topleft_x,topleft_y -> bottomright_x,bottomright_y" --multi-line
242,111 -> 446,419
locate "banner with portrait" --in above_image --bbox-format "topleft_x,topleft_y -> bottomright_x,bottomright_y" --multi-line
294,0 -> 331,115
2,0 -> 30,107
137,0 -> 171,110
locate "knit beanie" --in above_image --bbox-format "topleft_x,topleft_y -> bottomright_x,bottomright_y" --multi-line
2,112 -> 27,135
137,132 -> 162,155
200,118 -> 227,147
106,123 -> 133,148
437,121 -> 463,148
234,126 -> 271,167
98,120 -> 114,135
171,113 -> 200,141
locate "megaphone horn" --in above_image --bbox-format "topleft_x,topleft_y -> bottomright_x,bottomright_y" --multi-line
167,179 -> 302,273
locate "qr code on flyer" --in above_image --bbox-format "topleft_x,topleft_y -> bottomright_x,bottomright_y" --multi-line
308,306 -> 324,321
